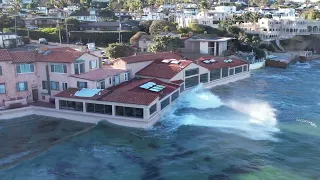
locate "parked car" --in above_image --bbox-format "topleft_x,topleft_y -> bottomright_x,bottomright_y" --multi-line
39,38 -> 48,45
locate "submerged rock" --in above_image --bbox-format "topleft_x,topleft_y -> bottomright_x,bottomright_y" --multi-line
147,143 -> 160,149
208,173 -> 230,180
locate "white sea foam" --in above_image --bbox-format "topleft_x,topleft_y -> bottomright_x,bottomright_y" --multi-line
168,85 -> 280,141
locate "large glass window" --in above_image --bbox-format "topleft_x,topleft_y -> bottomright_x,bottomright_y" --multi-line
86,103 -> 112,115
235,66 -> 243,74
200,73 -> 208,83
185,68 -> 199,77
74,63 -> 85,74
62,82 -> 68,90
222,67 -> 229,77
229,68 -> 234,76
98,81 -> 105,89
89,60 -> 97,69
77,81 -> 87,88
185,76 -> 199,88
149,104 -> 157,115
60,100 -> 83,111
50,81 -> 59,90
171,91 -> 179,102
243,65 -> 247,71
115,106 -> 143,118
180,84 -> 184,92
210,69 -> 221,81
16,64 -> 34,74
50,64 -> 67,73
0,83 -> 5,94
0,66 -> 2,75
16,82 -> 28,92
161,97 -> 170,110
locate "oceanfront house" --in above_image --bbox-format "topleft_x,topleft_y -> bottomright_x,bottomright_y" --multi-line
1,50 -> 249,128
183,35 -> 234,56
24,16 -> 63,28
0,33 -> 24,48
0,48 -> 128,107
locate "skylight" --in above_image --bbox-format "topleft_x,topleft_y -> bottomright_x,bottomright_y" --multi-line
74,89 -> 102,97
224,59 -> 233,63
170,60 -> 180,64
139,82 -> 166,92
162,59 -> 171,63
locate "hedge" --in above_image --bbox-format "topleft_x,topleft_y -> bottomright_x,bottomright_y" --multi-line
69,31 -> 136,45
13,28 -> 136,45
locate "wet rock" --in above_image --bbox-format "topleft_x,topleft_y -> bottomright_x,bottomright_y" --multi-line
171,150 -> 196,159
141,163 -> 163,180
208,173 -> 230,180
147,143 -> 160,149
222,164 -> 260,175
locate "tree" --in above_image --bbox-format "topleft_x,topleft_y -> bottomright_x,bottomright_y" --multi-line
139,20 -> 153,34
0,14 -> 14,32
99,9 -> 115,20
149,36 -> 184,52
130,31 -> 146,45
199,0 -> 209,11
66,18 -> 80,31
149,20 -> 176,35
188,23 -> 205,33
106,43 -> 135,59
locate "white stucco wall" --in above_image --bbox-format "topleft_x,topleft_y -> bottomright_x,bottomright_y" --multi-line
126,61 -> 154,78
200,42 -> 208,54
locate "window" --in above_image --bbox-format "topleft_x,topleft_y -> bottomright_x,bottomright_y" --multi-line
229,68 -> 234,76
62,82 -> 68,90
98,81 -> 105,89
124,73 -> 129,81
180,84 -> 184,92
222,67 -> 229,78
16,64 -> 34,74
185,68 -> 199,77
74,63 -> 85,74
210,69 -> 221,81
149,104 -> 157,115
243,65 -> 247,71
42,81 -> 48,90
0,66 -> 2,75
59,100 -> 83,111
161,97 -> 170,110
171,91 -> 179,102
185,76 -> 199,88
200,73 -> 208,83
235,66 -> 243,74
50,64 -> 67,73
0,83 -> 5,94
115,106 -> 143,118
109,77 -> 112,85
89,60 -> 97,69
16,82 -> 28,92
77,81 -> 87,88
50,81 -> 59,90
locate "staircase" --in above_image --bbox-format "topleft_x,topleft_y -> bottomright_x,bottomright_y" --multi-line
275,38 -> 285,51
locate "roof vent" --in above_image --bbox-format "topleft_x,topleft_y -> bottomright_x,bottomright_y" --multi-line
170,60 -> 181,65
162,59 -> 171,63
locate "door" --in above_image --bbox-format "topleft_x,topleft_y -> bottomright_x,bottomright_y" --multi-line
32,89 -> 38,102
114,75 -> 120,85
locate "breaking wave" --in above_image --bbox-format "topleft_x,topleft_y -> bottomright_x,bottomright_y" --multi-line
166,84 -> 280,141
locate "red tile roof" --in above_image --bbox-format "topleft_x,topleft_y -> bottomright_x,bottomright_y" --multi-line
9,51 -> 38,63
196,56 -> 248,70
69,68 -> 126,81
115,52 -> 184,64
37,48 -> 85,63
136,59 -> 193,79
55,78 -> 180,105
0,49 -> 13,61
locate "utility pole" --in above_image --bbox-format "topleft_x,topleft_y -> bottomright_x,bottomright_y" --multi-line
118,15 -> 121,43
65,22 -> 69,44
57,20 -> 61,44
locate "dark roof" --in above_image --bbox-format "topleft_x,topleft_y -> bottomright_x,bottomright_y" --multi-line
37,47 -> 85,63
0,32 -> 17,35
196,56 -> 248,70
55,78 -> 180,105
70,11 -> 91,16
69,68 -> 126,81
136,59 -> 193,79
116,52 -> 184,64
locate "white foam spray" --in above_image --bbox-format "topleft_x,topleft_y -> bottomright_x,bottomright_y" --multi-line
167,84 -> 280,141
